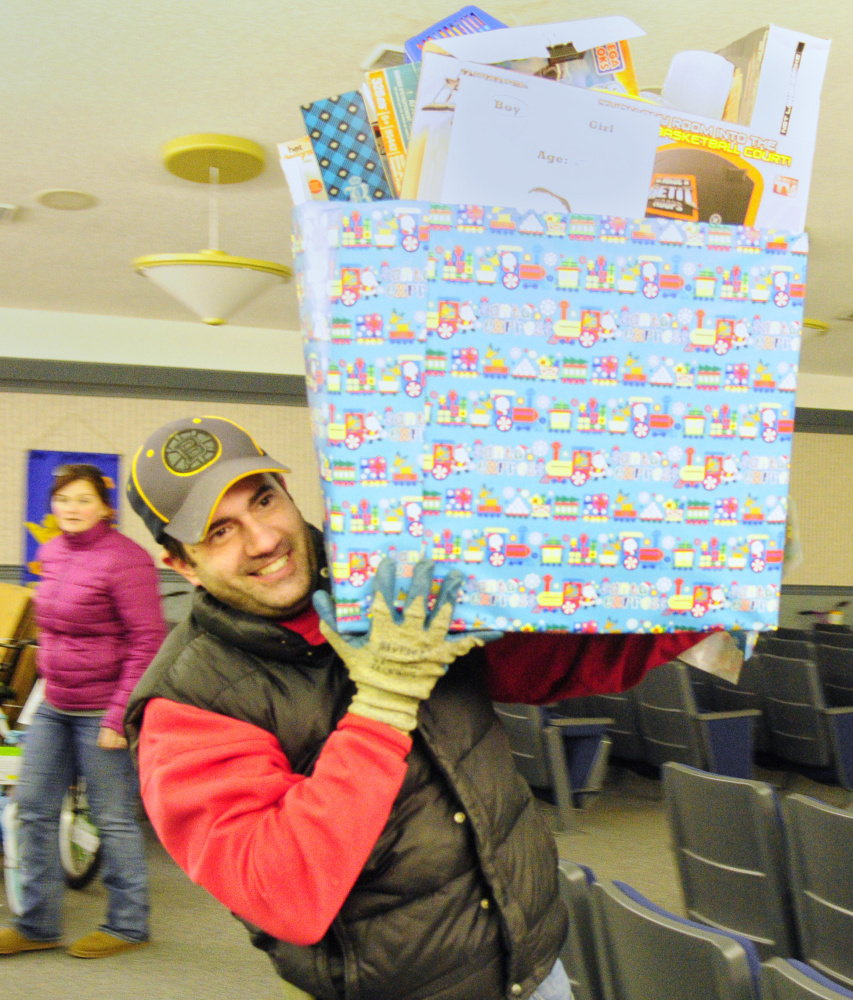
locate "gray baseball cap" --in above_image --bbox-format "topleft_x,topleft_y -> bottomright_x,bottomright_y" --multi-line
128,415 -> 291,544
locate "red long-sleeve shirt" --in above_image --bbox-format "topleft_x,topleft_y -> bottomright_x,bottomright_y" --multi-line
138,618 -> 701,944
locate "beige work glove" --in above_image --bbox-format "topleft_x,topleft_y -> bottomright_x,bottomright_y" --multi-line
313,558 -> 500,732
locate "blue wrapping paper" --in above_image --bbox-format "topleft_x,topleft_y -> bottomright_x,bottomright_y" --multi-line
294,201 -> 807,634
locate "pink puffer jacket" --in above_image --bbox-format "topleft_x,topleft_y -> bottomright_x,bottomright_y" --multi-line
34,519 -> 167,733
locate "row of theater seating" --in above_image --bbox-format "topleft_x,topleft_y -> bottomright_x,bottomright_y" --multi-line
531,628 -> 853,789
698,629 -> 853,786
494,652 -> 763,833
558,761 -> 853,1000
561,861 -> 853,1000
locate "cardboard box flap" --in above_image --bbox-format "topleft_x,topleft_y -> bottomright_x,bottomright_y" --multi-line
0,583 -> 34,666
716,24 -> 830,145
435,16 -> 644,63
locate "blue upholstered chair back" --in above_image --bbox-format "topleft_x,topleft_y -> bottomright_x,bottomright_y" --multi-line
763,958 -> 853,999
591,878 -> 762,1000
783,794 -> 853,990
661,762 -> 798,960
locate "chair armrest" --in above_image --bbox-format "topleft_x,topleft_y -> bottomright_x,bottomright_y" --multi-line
695,709 -> 761,721
548,716 -> 615,729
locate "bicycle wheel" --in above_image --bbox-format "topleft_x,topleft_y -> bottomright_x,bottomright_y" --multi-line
1,800 -> 22,915
59,785 -> 102,890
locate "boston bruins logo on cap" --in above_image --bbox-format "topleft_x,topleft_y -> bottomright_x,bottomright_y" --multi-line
163,429 -> 221,475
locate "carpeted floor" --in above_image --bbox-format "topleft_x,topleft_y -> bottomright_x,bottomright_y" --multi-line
1,761 -> 848,998
0,825 -> 283,1000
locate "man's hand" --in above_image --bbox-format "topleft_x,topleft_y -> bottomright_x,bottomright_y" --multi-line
314,559 -> 498,732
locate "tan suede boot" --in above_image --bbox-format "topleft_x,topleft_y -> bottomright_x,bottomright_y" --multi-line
66,931 -> 149,959
0,927 -> 61,955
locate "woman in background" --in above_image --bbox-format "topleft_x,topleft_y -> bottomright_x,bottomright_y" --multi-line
0,464 -> 166,959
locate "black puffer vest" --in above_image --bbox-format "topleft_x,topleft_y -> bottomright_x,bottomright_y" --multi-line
126,576 -> 566,1000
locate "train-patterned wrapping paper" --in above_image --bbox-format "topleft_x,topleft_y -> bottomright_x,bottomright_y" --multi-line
293,201 -> 807,634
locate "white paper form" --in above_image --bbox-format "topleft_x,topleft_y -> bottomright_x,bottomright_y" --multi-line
439,66 -> 662,218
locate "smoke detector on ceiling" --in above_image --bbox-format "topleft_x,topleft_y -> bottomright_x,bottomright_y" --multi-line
0,204 -> 18,223
360,43 -> 406,71
34,189 -> 98,210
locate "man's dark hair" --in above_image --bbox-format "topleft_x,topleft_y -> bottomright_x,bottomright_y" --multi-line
161,533 -> 195,567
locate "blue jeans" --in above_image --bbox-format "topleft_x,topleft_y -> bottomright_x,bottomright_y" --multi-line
14,702 -> 149,943
531,959 -> 573,1000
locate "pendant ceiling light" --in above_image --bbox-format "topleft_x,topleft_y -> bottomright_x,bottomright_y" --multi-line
134,134 -> 291,325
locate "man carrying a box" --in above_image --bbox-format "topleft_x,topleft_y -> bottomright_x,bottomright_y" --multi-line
123,415 -> 704,1000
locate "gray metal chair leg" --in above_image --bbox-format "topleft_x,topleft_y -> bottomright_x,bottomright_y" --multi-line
543,725 -> 576,832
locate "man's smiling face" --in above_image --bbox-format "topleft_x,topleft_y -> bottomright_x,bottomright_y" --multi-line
165,473 -> 317,619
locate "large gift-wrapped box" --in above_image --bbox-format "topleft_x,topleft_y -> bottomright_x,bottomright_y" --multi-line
293,201 -> 806,634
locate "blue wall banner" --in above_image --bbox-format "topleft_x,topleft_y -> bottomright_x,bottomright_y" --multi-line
22,450 -> 120,585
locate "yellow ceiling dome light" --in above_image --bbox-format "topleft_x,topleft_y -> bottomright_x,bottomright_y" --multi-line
133,134 -> 291,325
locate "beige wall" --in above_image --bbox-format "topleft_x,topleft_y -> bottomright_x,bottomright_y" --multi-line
2,389 -> 851,589
1,392 -> 322,567
784,431 -> 853,587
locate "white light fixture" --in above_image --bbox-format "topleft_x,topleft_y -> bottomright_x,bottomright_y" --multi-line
134,134 -> 291,325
